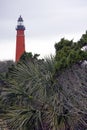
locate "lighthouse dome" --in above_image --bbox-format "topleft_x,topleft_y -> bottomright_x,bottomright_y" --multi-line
18,15 -> 23,22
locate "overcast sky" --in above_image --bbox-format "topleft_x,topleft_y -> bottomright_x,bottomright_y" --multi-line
0,0 -> 87,61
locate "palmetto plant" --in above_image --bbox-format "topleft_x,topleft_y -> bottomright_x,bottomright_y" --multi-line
0,56 -> 87,130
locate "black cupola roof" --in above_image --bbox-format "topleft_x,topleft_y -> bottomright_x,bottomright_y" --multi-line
18,15 -> 23,22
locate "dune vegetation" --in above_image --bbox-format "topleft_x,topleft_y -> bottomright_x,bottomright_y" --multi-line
0,31 -> 87,130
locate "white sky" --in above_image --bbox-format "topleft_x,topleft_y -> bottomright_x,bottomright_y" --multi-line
0,0 -> 87,61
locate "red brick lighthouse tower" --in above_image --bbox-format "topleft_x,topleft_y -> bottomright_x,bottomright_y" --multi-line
15,15 -> 25,62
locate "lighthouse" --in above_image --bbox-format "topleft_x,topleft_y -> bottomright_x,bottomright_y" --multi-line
15,15 -> 25,62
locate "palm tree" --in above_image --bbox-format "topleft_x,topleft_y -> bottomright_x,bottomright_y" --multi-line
0,56 -> 87,130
